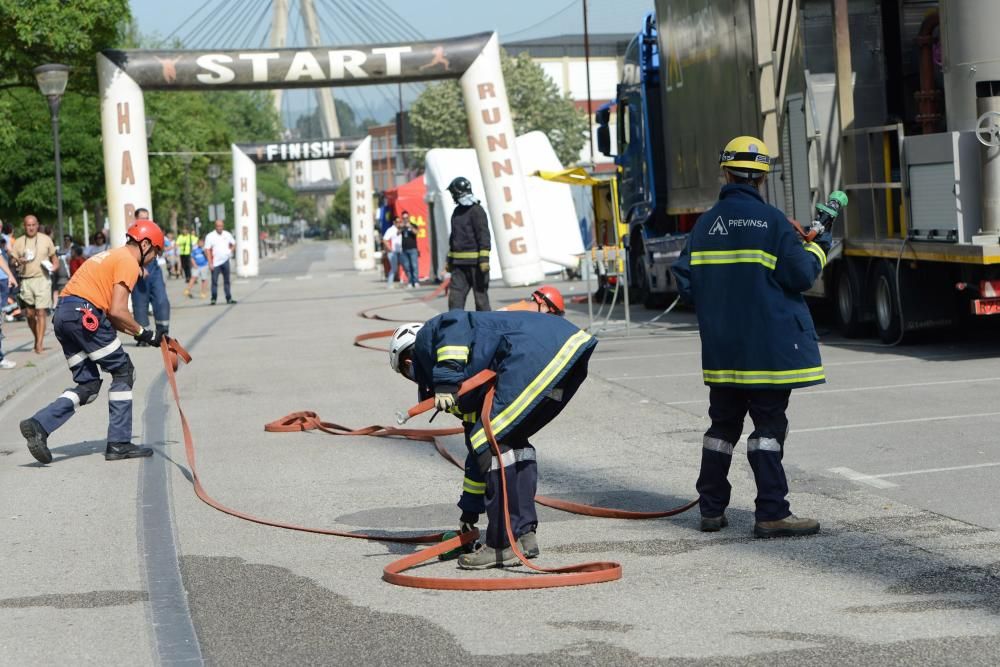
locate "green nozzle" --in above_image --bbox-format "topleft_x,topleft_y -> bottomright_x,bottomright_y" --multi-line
830,190 -> 849,207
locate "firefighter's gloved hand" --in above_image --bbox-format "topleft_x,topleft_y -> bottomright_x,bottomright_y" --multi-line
134,327 -> 158,347
434,392 -> 456,411
479,262 -> 490,273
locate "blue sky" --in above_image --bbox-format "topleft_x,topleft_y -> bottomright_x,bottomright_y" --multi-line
129,0 -> 652,123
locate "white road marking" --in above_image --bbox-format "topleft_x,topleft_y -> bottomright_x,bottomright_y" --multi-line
295,275 -> 313,280
830,461 -> 1000,488
827,467 -> 899,489
266,278 -> 283,282
796,411 -> 1000,434
662,376 -> 1000,406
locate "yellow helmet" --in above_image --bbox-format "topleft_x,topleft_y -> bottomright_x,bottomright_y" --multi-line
719,136 -> 771,173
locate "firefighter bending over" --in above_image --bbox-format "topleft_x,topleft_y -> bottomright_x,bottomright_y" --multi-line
389,306 -> 593,569
672,136 -> 831,538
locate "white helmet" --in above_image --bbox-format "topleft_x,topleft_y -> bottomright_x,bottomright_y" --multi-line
389,322 -> 423,375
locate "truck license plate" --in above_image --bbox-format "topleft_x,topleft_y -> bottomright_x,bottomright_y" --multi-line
973,298 -> 1000,315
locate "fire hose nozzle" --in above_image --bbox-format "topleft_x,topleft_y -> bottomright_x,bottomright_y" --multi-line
396,411 -> 410,425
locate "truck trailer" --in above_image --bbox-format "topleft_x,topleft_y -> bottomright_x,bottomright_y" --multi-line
598,0 -> 1000,341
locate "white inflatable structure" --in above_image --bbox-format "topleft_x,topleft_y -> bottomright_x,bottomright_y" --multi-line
425,131 -> 583,282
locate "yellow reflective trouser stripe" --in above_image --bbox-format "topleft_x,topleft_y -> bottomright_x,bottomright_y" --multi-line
437,345 -> 469,362
803,241 -> 826,269
470,330 -> 593,450
449,251 -> 479,259
703,367 -> 825,384
463,477 -> 486,495
478,250 -> 490,256
691,249 -> 777,270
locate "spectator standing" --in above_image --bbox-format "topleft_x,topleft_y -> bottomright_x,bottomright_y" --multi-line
164,232 -> 180,279
184,237 -> 210,299
398,211 -> 420,288
68,245 -> 85,276
204,219 -> 237,305
11,215 -> 59,354
85,231 -> 108,259
382,215 -> 401,288
130,208 -> 171,344
176,226 -> 195,281
0,237 -> 18,368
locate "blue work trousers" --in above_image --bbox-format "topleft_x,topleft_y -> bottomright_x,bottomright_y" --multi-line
459,347 -> 592,548
132,260 -> 170,334
33,297 -> 135,444
697,387 -> 792,522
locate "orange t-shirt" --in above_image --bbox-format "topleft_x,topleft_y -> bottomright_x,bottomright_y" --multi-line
61,247 -> 141,311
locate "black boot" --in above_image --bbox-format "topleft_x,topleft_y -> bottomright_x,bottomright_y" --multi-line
105,442 -> 154,461
21,418 -> 52,464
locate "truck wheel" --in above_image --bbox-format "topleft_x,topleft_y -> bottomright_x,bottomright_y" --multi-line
873,260 -> 903,344
834,262 -> 867,338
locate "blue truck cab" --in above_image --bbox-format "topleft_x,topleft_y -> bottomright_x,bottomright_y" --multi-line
596,13 -> 691,307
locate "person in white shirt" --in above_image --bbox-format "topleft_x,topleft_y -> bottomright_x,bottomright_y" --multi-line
204,219 -> 237,305
381,216 -> 401,287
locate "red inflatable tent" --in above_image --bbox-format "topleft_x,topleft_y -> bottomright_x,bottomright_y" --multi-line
384,175 -> 432,282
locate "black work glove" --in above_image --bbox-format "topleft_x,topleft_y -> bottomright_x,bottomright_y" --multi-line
134,327 -> 159,347
475,446 -> 493,477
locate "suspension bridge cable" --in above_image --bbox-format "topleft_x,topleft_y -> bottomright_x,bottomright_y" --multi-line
372,0 -> 426,40
182,0 -> 241,47
162,0 -> 218,44
239,0 -> 272,48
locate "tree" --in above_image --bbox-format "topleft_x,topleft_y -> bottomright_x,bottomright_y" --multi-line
409,50 -> 589,167
294,98 -> 377,140
0,0 -> 130,154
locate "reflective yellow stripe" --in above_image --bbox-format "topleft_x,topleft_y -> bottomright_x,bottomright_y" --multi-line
470,330 -> 593,450
437,345 -> 469,362
462,412 -> 477,423
691,249 -> 777,270
803,241 -> 827,269
449,251 -> 479,259
703,367 -> 825,384
463,477 -> 486,495
478,249 -> 490,256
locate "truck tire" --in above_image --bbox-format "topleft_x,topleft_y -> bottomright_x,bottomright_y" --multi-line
873,260 -> 903,344
834,261 -> 867,338
629,241 -> 658,309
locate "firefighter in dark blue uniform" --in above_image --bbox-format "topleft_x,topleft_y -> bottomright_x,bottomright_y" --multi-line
390,309 -> 595,569
20,220 -> 166,464
672,136 -> 829,539
131,208 -> 170,345
445,176 -> 491,312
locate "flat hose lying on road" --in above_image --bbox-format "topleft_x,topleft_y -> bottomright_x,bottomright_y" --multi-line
159,288 -> 696,590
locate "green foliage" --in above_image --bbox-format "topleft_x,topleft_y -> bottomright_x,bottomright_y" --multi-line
409,50 -> 589,167
326,179 -> 351,236
294,99 -> 377,139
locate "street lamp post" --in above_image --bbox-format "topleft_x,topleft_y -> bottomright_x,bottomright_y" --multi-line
207,163 -> 221,221
33,64 -> 70,244
181,152 -> 193,231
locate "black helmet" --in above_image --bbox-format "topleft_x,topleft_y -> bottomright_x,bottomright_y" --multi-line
447,176 -> 473,200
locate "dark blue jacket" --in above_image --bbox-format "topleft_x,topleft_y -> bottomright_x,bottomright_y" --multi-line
671,184 -> 826,389
412,311 -> 596,453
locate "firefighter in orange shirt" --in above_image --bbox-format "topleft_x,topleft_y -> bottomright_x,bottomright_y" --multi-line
20,220 -> 166,464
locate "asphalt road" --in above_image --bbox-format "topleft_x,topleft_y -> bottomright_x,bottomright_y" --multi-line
2,239 -> 999,666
